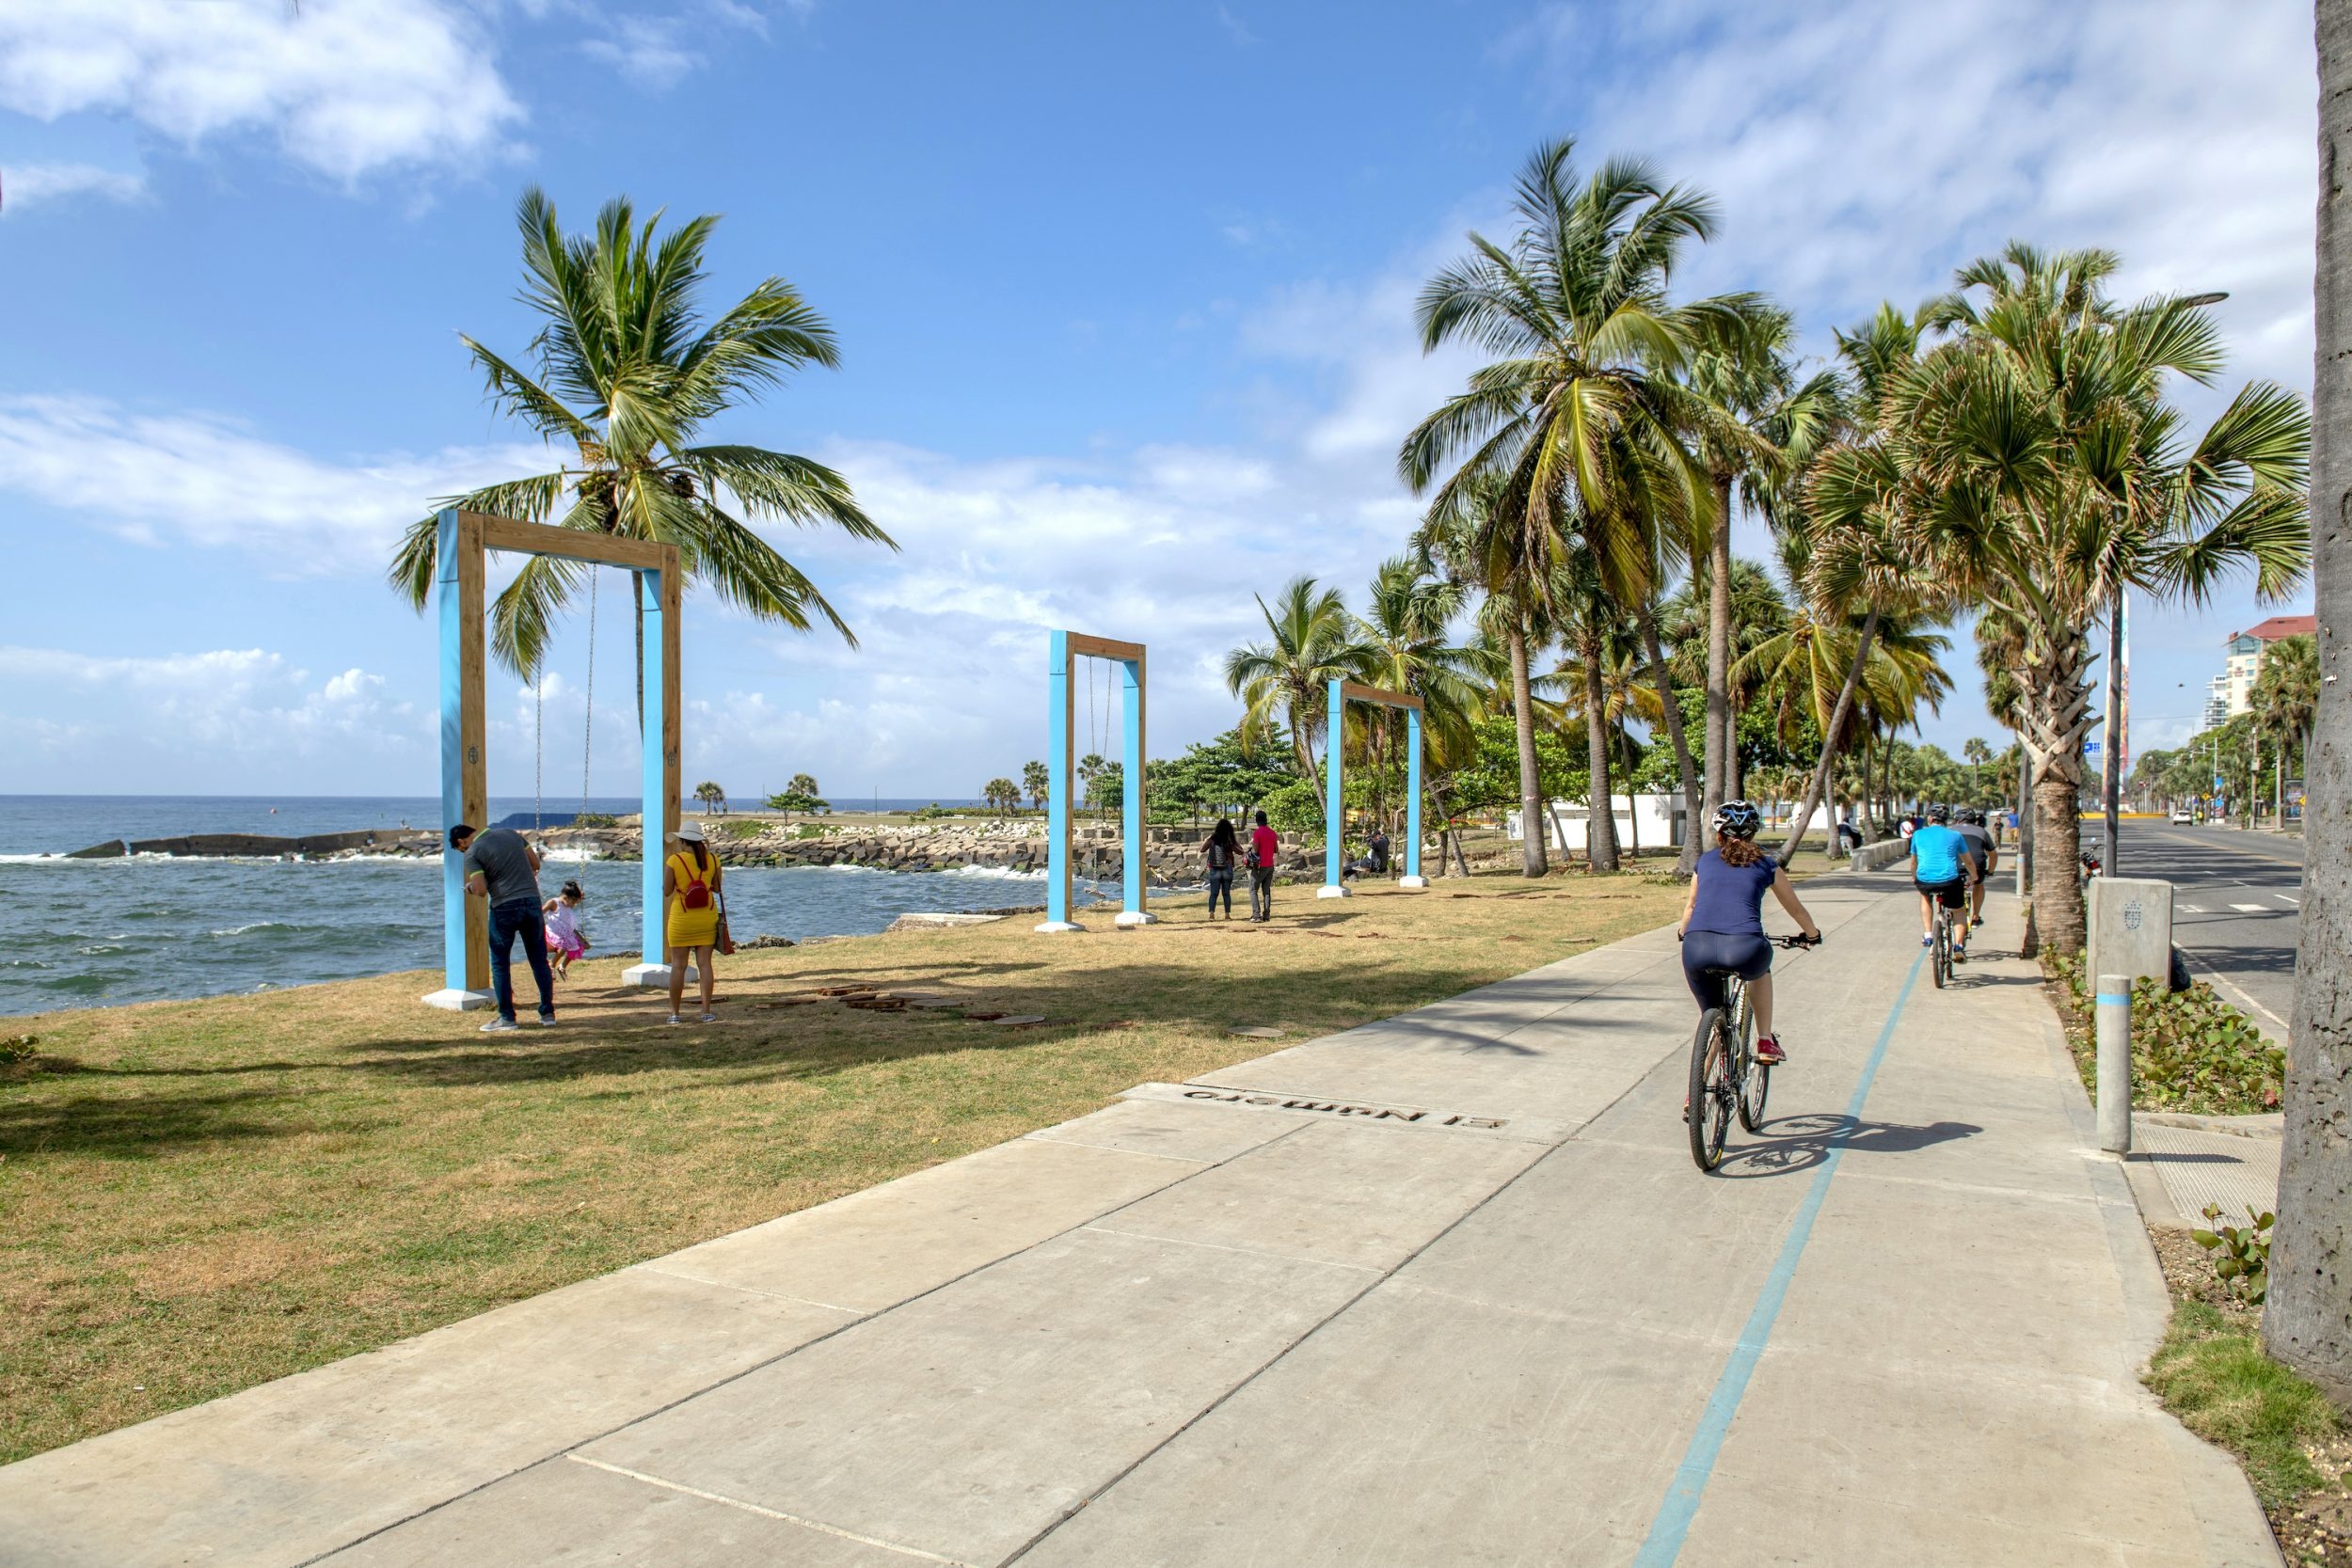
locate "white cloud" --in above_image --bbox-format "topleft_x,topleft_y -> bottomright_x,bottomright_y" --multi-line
2,161 -> 144,210
1519,0 -> 2315,391
0,0 -> 523,182
0,395 -> 550,572
0,645 -> 427,789
581,16 -> 704,91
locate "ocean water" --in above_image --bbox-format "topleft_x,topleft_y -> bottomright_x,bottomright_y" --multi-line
0,795 -> 1092,1017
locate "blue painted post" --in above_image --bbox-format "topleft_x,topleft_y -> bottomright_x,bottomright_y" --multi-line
639,566 -> 665,971
1045,631 -> 1073,927
1406,705 -> 1423,882
1325,677 -> 1344,893
436,508 -> 467,994
1121,657 -> 1144,917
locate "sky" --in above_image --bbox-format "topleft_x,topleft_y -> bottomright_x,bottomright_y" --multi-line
0,0 -> 2322,801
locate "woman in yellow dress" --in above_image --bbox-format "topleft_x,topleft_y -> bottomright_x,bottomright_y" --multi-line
663,821 -> 723,1024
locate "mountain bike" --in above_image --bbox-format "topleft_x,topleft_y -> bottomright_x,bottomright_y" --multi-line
1928,886 -> 1969,989
1687,934 -> 1821,1172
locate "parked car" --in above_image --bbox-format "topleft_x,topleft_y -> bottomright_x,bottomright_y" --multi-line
2170,806 -> 2195,824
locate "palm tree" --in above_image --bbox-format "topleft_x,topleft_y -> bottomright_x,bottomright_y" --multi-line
1682,306 -> 1842,830
1224,577 -> 1370,786
787,772 -> 819,800
1076,754 -> 1107,818
1541,606 -> 1663,863
389,188 -> 896,706
982,777 -> 1019,817
1963,737 -> 1992,800
692,781 -> 727,816
1021,759 -> 1050,814
1351,558 -> 1483,835
1773,304 -> 1956,863
1401,139 -> 1750,874
1899,245 -> 2309,949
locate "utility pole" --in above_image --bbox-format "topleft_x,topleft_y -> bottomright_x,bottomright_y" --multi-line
2103,588 -> 2125,873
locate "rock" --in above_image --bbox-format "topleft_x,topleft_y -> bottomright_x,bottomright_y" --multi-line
737,935 -> 796,950
64,839 -> 127,859
990,1014 -> 1049,1027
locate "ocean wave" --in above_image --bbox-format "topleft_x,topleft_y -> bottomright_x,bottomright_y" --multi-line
75,942 -> 130,955
210,922 -> 297,938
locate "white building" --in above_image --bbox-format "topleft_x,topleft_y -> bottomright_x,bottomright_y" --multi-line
2218,614 -> 2315,718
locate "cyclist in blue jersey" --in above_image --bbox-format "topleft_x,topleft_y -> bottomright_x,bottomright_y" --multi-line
1909,804 -> 1979,960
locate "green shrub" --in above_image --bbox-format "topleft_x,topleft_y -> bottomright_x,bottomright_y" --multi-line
762,791 -> 829,815
723,820 -> 767,841
1,1035 -> 36,1066
572,812 -> 621,829
2046,954 -> 2284,1116
2192,1204 -> 2273,1305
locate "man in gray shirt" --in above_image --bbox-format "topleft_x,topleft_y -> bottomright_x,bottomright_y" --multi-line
448,823 -> 554,1032
1952,807 -> 1998,932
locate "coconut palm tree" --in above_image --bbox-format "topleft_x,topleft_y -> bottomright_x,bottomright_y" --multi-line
1898,245 -> 2309,949
390,190 -> 896,706
1401,139 -> 1751,873
692,781 -> 727,816
1540,607 -> 1664,863
1021,759 -> 1050,814
1682,306 -> 1842,828
1224,577 -> 1371,788
1350,558 -> 1484,836
1963,737 -> 1993,800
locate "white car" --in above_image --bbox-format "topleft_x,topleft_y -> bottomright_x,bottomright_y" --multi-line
2170,807 -> 2194,824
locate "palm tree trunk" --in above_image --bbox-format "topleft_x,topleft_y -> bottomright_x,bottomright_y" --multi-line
1582,629 -> 1620,873
1703,473 -> 1734,824
1639,607 -> 1702,874
1621,726 -> 1640,862
1725,697 -> 1743,800
2267,0 -> 2352,1402
1508,623 -> 1548,877
1777,609 -> 1879,863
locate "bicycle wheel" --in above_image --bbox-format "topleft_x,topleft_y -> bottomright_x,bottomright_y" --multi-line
1687,1007 -> 1734,1171
1931,915 -> 1948,990
1734,985 -> 1770,1132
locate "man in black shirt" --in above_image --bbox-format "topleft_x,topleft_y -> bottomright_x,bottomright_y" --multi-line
449,823 -> 554,1032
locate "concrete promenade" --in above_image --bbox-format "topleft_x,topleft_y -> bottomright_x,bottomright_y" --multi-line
1,874 -> 2279,1566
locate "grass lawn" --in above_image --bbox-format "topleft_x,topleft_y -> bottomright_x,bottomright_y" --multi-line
0,870 -> 1686,1465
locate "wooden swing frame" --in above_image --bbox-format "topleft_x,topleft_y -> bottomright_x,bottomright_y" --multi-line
422,508 -> 683,1009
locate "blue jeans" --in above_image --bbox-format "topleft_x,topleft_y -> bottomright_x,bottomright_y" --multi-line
1206,867 -> 1234,915
488,897 -> 555,1022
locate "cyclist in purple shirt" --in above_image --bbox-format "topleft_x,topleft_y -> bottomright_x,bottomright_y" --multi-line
1677,800 -> 1822,1066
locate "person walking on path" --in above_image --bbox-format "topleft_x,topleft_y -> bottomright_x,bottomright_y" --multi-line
1201,818 -> 1241,921
1248,811 -> 1280,922
1676,800 -> 1821,1066
449,822 -> 554,1032
663,822 -> 724,1024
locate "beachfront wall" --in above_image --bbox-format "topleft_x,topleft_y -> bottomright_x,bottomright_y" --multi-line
428,509 -> 681,1010
1040,631 -> 1150,931
1321,678 -> 1426,897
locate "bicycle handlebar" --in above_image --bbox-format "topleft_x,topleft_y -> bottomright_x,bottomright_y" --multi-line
1772,933 -> 1823,950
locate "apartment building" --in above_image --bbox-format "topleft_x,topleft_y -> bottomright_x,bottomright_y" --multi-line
2218,613 -> 2317,718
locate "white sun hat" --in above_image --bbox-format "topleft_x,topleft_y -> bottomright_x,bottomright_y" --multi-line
673,821 -> 707,843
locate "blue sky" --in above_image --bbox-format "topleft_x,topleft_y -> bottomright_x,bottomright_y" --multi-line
0,0 -> 2320,800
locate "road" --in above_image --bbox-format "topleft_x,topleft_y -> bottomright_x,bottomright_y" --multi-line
2101,820 -> 2303,1038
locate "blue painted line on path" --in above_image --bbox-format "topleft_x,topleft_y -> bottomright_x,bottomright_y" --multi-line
1629,946 -> 1928,1567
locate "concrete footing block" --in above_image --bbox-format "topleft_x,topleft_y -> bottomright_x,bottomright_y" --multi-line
1316,885 -> 1352,899
421,989 -> 492,1012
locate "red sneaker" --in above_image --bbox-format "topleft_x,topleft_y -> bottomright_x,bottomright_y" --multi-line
1755,1035 -> 1788,1065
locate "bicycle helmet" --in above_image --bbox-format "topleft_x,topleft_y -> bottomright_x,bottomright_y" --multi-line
1955,806 -> 1984,826
1712,799 -> 1762,839
1927,803 -> 1951,824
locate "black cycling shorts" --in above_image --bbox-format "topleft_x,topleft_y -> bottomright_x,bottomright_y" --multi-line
1681,929 -> 1772,1012
1915,878 -> 1968,910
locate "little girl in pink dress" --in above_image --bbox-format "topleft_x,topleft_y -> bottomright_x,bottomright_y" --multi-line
542,879 -> 591,977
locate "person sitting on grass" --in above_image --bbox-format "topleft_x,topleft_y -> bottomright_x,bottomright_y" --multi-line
543,879 -> 590,978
